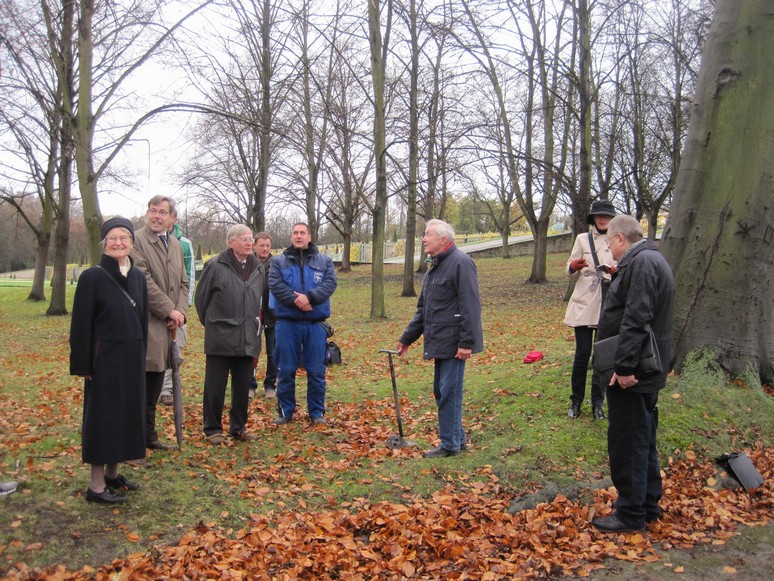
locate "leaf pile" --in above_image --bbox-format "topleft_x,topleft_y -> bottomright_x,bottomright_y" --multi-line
8,413 -> 771,580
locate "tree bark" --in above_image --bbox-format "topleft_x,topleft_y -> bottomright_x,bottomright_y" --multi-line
368,0 -> 389,318
47,0 -> 76,315
401,0 -> 418,298
660,0 -> 774,382
74,0 -> 102,266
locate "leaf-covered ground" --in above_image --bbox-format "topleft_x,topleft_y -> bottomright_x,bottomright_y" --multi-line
1,256 -> 772,579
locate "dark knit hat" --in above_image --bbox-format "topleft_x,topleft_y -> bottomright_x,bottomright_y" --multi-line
101,216 -> 135,242
586,199 -> 616,224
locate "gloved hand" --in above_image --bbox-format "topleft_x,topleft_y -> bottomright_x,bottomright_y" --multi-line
569,258 -> 588,272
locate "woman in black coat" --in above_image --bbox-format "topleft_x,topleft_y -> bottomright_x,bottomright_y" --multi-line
70,217 -> 148,504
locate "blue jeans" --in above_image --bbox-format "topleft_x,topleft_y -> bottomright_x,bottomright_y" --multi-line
275,320 -> 327,419
607,387 -> 662,527
433,358 -> 466,452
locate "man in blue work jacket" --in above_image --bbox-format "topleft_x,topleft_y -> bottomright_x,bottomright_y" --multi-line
269,223 -> 337,425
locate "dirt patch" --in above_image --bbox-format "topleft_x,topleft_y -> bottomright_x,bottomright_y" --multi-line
585,520 -> 774,580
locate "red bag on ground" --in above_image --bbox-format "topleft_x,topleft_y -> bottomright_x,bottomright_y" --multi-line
523,351 -> 544,363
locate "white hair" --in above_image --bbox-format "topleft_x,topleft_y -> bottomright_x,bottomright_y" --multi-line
426,219 -> 455,241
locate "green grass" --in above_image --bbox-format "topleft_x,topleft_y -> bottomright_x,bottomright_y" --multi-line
0,254 -> 771,574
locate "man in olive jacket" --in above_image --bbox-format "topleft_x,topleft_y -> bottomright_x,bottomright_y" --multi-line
195,224 -> 264,445
131,195 -> 189,451
397,219 -> 484,459
592,215 -> 675,533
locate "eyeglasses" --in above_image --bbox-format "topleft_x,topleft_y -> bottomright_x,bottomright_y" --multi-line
147,208 -> 170,217
106,236 -> 132,244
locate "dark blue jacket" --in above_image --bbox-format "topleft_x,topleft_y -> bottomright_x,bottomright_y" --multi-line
597,240 -> 675,392
399,244 -> 484,360
269,243 -> 337,322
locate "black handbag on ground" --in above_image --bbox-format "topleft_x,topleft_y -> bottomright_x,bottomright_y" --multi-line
325,341 -> 342,366
593,326 -> 662,378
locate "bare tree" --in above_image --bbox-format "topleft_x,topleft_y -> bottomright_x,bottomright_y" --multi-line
367,0 -> 392,318
0,0 -> 70,303
321,31 -> 373,272
74,1 -> 214,264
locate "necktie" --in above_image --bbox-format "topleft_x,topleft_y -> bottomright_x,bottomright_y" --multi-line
160,234 -> 168,249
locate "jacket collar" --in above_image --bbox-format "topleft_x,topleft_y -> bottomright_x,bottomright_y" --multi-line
618,239 -> 655,266
284,242 -> 318,260
431,242 -> 457,268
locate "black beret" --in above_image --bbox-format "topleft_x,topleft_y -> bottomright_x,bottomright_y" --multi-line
101,217 -> 135,241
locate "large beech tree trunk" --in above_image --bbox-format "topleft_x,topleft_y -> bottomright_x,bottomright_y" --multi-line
660,0 -> 774,382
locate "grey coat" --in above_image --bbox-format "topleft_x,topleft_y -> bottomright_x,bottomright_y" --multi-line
195,249 -> 264,358
399,244 -> 484,360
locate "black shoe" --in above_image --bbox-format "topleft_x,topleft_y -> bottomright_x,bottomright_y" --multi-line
86,487 -> 126,504
105,474 -> 139,491
592,405 -> 606,420
146,439 -> 172,451
423,446 -> 460,459
591,514 -> 644,533
567,402 -> 581,419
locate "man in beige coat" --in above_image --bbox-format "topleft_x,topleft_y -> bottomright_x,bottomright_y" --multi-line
130,195 -> 189,450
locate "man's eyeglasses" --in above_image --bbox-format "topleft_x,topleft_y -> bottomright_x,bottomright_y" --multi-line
148,208 -> 170,217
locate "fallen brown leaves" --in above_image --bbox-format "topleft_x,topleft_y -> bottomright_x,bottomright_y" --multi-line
9,415 -> 771,580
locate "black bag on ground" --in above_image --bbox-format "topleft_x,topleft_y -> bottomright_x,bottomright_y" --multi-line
325,341 -> 342,366
593,326 -> 662,377
716,452 -> 765,491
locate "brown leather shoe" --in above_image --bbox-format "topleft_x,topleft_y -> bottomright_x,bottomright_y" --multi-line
231,430 -> 258,442
146,439 -> 172,451
206,433 -> 225,445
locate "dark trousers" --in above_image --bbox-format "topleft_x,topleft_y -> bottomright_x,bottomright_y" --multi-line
571,326 -> 604,406
607,387 -> 662,527
248,326 -> 278,391
202,355 -> 253,437
145,371 -> 164,443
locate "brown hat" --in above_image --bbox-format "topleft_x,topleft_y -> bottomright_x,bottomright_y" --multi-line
101,217 -> 135,241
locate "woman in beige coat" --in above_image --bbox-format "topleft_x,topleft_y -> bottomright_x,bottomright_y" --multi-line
563,200 -> 617,420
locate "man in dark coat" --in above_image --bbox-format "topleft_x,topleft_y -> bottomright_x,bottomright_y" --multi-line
195,224 -> 264,444
591,215 -> 675,533
397,219 -> 484,458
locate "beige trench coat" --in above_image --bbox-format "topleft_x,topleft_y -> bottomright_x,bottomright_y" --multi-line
563,229 -> 616,328
130,226 -> 190,372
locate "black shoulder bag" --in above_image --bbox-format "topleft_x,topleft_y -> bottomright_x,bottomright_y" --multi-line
587,232 -> 610,304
